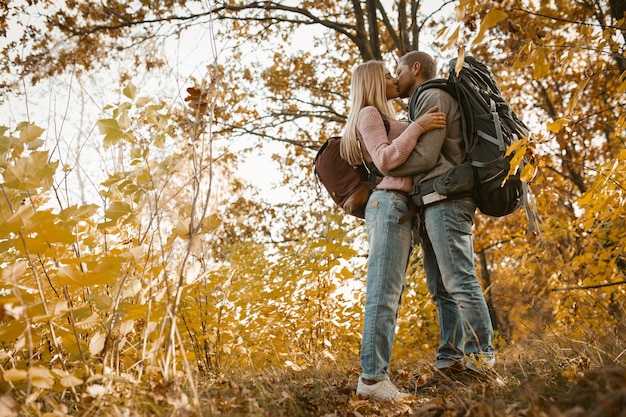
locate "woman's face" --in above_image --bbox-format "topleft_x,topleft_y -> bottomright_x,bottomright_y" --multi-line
384,70 -> 399,100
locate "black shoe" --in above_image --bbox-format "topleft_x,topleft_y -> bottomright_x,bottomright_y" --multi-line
415,362 -> 467,391
459,366 -> 503,386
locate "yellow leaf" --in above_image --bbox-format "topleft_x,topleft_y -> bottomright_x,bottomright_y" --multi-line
19,124 -> 45,144
128,245 -> 144,261
1,261 -> 27,283
200,214 -> 222,234
577,191 -> 594,208
2,151 -> 57,191
60,374 -> 83,388
104,201 -> 131,221
618,71 -> 626,94
455,48 -> 466,75
3,368 -> 27,381
28,366 -> 55,389
119,319 -> 134,336
473,9 -> 508,45
56,264 -> 80,286
0,321 -> 26,342
506,137 -> 528,156
97,119 -> 124,149
547,119 -> 569,133
135,168 -> 151,186
507,145 -> 526,175
119,302 -> 148,320
89,332 -> 106,356
339,267 -> 353,279
533,49 -> 550,79
520,162 -> 536,183
442,25 -> 461,51
136,97 -> 151,107
75,313 -> 100,330
174,218 -> 191,238
119,110 -> 131,130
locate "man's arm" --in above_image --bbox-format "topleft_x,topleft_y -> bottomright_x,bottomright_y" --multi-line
384,89 -> 451,177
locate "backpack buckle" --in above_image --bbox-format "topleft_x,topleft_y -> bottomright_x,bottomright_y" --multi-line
421,191 -> 448,205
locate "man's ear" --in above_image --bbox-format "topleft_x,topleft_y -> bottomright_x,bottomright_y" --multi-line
412,61 -> 421,76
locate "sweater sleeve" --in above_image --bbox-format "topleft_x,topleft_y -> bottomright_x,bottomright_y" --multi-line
384,88 -> 458,177
357,106 -> 425,172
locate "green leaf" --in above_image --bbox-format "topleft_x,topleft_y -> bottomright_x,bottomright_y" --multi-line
154,133 -> 166,148
123,82 -> 137,100
136,97 -> 151,107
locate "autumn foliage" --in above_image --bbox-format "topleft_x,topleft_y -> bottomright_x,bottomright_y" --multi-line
1,0 -> 625,415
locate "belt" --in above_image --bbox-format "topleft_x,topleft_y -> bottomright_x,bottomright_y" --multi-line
376,189 -> 409,198
375,189 -> 415,224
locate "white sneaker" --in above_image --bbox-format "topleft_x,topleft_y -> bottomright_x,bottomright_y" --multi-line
356,377 -> 412,400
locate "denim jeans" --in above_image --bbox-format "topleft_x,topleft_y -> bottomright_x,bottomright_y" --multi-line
420,197 -> 495,369
360,190 -> 413,381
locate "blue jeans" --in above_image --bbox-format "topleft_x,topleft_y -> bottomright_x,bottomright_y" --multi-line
360,190 -> 413,381
420,197 -> 495,369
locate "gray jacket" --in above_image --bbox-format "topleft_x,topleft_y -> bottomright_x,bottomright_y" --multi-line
385,87 -> 465,186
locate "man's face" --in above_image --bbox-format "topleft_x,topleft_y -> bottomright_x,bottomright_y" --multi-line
395,62 -> 415,98
384,70 -> 399,100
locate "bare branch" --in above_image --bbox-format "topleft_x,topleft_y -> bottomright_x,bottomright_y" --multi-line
552,280 -> 626,291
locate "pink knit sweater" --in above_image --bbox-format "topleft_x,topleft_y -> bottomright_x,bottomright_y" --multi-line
356,106 -> 425,193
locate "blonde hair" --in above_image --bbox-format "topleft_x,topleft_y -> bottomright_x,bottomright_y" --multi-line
340,61 -> 396,166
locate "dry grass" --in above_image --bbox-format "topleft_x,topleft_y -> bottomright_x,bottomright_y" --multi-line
193,340 -> 626,417
6,340 -> 626,416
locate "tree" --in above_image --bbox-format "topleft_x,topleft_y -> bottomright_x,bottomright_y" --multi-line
1,1 -> 625,413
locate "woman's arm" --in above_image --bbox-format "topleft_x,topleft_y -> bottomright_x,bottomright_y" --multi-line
358,106 -> 445,172
384,89 -> 459,177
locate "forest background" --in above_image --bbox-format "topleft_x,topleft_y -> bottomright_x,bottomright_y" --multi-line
0,0 -> 625,416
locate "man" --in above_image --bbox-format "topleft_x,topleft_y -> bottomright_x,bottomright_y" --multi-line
386,51 -> 495,387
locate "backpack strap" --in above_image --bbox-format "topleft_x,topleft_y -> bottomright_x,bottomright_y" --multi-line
368,109 -> 418,224
410,177 -> 448,206
357,109 -> 391,190
408,79 -> 451,121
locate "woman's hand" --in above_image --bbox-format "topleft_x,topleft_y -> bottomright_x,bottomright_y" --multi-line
415,106 -> 447,132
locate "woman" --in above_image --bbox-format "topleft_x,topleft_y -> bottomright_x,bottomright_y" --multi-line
341,60 -> 446,400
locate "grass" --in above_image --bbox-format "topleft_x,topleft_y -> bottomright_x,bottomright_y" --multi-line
6,339 -> 626,416
195,340 -> 626,417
